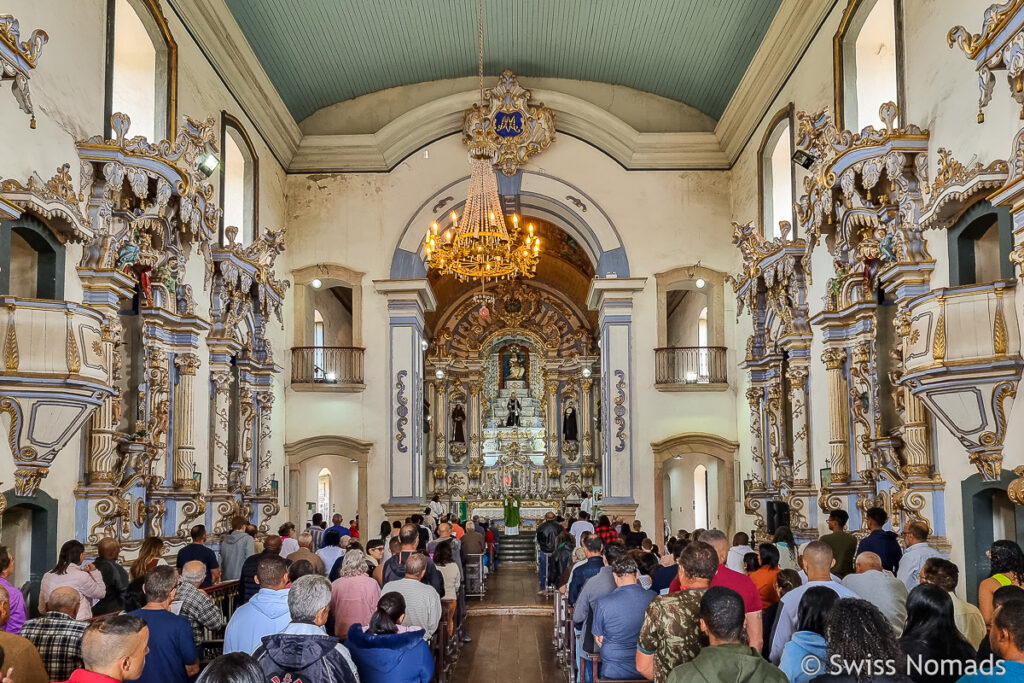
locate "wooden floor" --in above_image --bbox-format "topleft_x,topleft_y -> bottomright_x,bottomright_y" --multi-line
451,564 -> 563,683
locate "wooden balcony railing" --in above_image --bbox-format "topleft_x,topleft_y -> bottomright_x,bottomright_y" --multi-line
291,346 -> 365,386
654,346 -> 728,385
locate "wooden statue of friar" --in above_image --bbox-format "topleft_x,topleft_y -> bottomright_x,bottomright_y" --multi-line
563,403 -> 578,441
451,402 -> 466,443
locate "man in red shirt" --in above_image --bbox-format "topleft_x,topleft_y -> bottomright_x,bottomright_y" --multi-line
59,614 -> 149,682
698,529 -> 763,652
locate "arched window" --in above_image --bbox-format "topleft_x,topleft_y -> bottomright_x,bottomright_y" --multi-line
949,201 -> 1014,286
758,106 -> 794,240
693,464 -> 709,530
0,216 -> 65,299
221,112 -> 259,245
105,0 -> 176,141
317,467 -> 332,518
836,0 -> 902,130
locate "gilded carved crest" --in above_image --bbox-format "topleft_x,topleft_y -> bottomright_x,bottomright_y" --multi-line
463,70 -> 556,176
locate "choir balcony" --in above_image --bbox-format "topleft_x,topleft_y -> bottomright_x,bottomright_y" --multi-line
654,345 -> 728,391
290,345 -> 365,392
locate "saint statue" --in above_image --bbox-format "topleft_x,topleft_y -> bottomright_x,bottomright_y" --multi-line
507,354 -> 525,380
505,391 -> 522,427
563,404 -> 578,441
451,402 -> 466,443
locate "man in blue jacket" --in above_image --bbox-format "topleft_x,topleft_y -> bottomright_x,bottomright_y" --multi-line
856,506 -> 902,574
224,554 -> 291,654
568,534 -> 605,605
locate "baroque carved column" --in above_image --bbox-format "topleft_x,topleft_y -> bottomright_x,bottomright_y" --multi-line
746,386 -> 766,488
787,365 -> 811,486
209,369 -> 233,491
545,378 -> 561,480
468,382 -> 483,486
256,390 -> 275,492
88,316 -> 123,483
580,376 -> 594,471
822,347 -> 851,483
901,393 -> 932,477
172,353 -> 200,488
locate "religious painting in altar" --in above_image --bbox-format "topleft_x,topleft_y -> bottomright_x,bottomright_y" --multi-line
499,344 -> 529,388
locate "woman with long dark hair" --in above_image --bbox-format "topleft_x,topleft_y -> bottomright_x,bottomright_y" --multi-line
773,526 -> 798,571
978,539 -> 1024,625
899,583 -> 975,683
812,598 -> 910,682
779,586 -> 840,683
345,592 -> 433,683
196,652 -> 265,683
39,540 -> 105,619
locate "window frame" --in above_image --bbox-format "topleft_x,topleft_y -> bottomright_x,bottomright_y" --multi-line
757,103 -> 796,241
833,0 -> 906,131
948,200 -> 1014,286
219,111 -> 260,246
103,0 -> 177,141
0,216 -> 65,300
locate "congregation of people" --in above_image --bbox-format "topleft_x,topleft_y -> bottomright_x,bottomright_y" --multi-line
537,507 -> 1024,683
0,501 -> 492,683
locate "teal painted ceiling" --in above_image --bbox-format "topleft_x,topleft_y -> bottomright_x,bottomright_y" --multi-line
225,0 -> 783,123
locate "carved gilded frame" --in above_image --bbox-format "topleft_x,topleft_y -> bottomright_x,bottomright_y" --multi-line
219,111 -> 261,245
103,0 -> 178,141
833,0 -> 906,132
757,103 -> 796,241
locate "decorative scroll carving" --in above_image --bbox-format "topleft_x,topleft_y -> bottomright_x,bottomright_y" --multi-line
395,370 -> 409,453
462,70 -> 556,176
0,14 -> 47,126
949,1 -> 1024,120
613,370 -> 627,453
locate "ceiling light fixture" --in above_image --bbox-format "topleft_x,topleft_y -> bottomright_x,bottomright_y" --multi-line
422,0 -> 539,284
310,278 -> 322,289
695,278 -> 706,289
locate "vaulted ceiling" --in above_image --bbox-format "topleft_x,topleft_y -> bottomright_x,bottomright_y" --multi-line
224,0 -> 783,123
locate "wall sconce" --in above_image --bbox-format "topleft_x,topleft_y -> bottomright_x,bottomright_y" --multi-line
581,365 -> 592,378
695,278 -> 706,289
435,368 -> 445,380
310,278 -> 323,289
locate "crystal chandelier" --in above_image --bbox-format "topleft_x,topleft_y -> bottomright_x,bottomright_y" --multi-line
422,0 -> 540,283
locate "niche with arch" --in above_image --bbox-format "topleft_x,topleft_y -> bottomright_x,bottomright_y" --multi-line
758,104 -> 795,241
220,112 -> 259,246
947,201 -> 1013,286
0,215 -> 65,299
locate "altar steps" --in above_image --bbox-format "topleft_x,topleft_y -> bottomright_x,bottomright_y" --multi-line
498,531 -> 536,564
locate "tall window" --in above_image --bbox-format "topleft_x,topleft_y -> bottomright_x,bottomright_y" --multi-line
313,309 -> 325,378
837,0 -> 900,130
106,0 -> 175,141
317,467 -> 331,518
221,114 -> 259,245
698,307 -> 709,378
694,464 -> 709,529
759,108 -> 794,241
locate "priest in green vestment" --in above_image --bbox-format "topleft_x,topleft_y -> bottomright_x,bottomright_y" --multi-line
503,495 -> 521,535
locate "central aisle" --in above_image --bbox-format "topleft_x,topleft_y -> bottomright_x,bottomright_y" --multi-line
450,565 -> 563,683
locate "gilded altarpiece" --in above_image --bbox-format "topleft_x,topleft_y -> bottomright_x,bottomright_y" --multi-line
789,103 -> 947,548
425,280 -> 597,506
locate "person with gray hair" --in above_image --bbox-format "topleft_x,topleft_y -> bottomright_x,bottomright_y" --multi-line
175,560 -> 227,647
331,549 -> 381,640
21,586 -> 87,680
252,575 -> 358,683
287,531 -> 327,575
380,552 -> 441,640
127,565 -> 199,683
0,583 -> 49,683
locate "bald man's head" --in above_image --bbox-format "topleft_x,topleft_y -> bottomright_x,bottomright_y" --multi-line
263,534 -> 282,553
97,537 -> 120,560
82,615 -> 149,679
545,511 -> 555,521
802,541 -> 835,577
405,552 -> 427,579
855,551 -> 882,573
48,586 -> 82,617
182,560 -> 206,586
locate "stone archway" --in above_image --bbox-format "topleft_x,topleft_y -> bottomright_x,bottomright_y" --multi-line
651,433 -> 739,544
285,435 -> 372,533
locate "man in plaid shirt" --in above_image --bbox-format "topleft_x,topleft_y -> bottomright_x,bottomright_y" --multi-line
176,561 -> 226,647
21,586 -> 86,681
